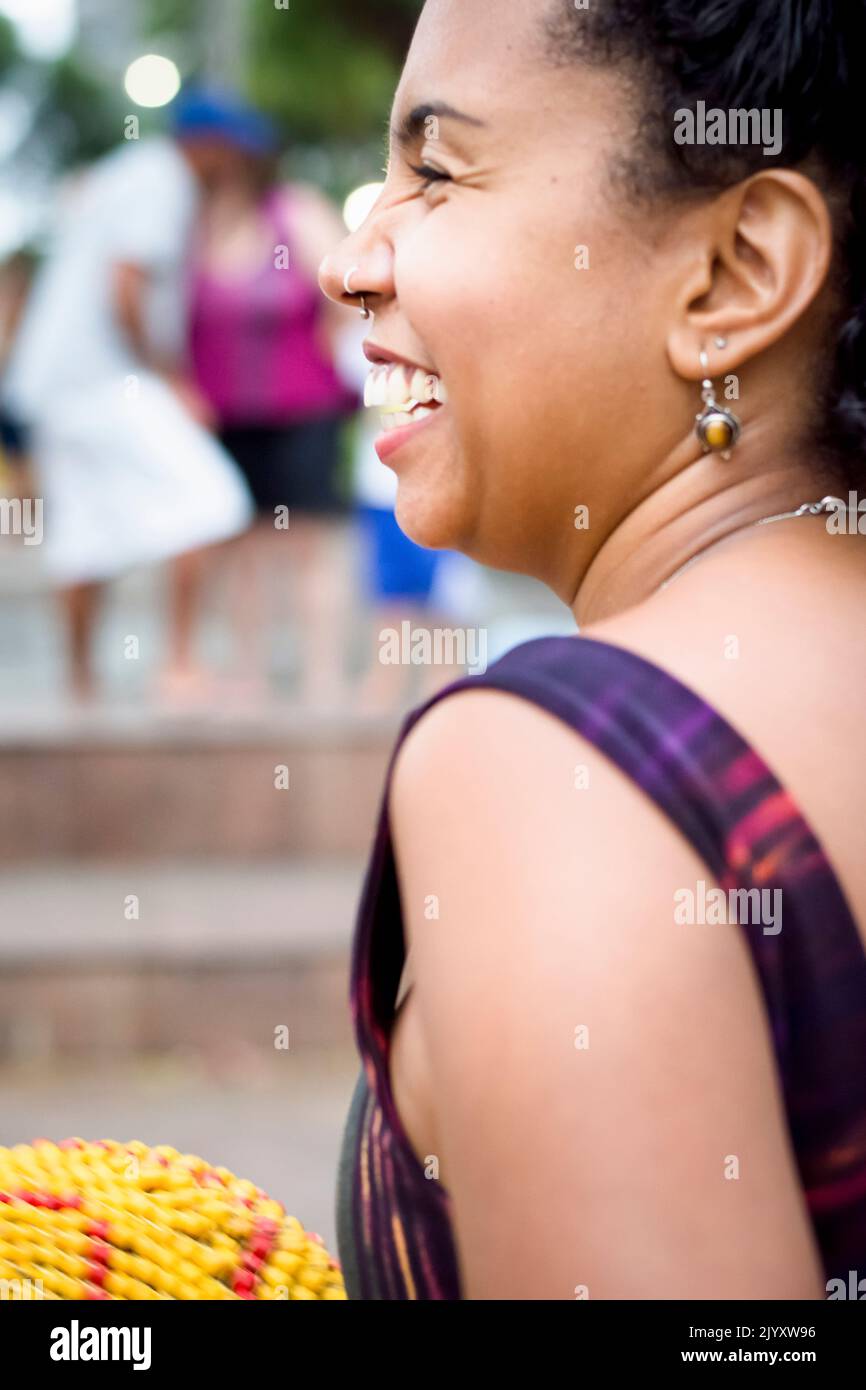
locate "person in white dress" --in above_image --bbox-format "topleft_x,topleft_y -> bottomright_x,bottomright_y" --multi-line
2,99 -> 256,698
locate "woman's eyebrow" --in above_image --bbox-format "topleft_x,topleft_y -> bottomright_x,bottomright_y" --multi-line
391,101 -> 486,148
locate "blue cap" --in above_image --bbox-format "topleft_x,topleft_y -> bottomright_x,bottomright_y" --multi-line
170,87 -> 279,156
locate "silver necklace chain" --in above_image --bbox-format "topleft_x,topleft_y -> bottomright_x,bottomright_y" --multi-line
659,495 -> 847,592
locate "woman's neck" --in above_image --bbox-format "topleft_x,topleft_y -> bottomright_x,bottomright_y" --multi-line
571,438 -> 843,626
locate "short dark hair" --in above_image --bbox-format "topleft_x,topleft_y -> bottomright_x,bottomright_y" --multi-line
543,0 -> 866,483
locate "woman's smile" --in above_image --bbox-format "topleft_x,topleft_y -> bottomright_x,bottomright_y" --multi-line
372,392 -> 448,465
362,352 -> 449,463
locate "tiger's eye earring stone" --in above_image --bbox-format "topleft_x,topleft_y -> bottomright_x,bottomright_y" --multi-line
698,412 -> 737,452
694,348 -> 741,458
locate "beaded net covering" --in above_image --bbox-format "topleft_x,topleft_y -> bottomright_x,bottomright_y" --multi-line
0,1138 -> 346,1300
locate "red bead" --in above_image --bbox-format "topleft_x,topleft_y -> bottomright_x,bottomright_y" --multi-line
86,1221 -> 110,1240
89,1241 -> 111,1264
232,1269 -> 255,1294
85,1262 -> 107,1286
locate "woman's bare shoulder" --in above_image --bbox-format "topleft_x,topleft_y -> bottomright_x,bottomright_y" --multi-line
389,680 -> 708,965
388,682 -> 823,1298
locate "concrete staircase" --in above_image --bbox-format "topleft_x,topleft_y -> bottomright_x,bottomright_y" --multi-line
0,705 -> 396,861
0,860 -> 364,1062
0,531 -> 567,1064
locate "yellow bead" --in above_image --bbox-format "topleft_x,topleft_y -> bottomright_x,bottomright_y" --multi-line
703,416 -> 733,450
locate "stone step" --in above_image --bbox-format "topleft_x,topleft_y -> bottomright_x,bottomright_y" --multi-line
0,860 -> 363,1061
0,710 -> 396,861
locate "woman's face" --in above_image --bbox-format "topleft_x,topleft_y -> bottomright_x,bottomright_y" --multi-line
322,0 -> 686,598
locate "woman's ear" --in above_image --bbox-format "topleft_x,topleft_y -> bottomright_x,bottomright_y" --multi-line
667,169 -> 835,381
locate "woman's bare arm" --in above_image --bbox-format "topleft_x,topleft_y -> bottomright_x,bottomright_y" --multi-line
390,686 -> 825,1300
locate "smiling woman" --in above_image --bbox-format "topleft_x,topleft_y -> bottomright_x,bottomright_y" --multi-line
319,0 -> 866,1300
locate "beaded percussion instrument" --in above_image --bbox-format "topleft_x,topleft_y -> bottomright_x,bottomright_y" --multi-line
0,1139 -> 346,1300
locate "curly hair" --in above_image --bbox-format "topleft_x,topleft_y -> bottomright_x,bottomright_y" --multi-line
543,0 -> 866,483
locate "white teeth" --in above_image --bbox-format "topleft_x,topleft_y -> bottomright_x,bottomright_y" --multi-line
364,361 -> 446,413
386,365 -> 410,407
379,403 -> 441,432
379,411 -> 416,431
364,366 -> 388,408
411,369 -> 434,403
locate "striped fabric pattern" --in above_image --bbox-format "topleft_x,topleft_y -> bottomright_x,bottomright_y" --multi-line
335,635 -> 866,1299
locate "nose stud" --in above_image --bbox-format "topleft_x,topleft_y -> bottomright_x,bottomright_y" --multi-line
343,265 -> 371,319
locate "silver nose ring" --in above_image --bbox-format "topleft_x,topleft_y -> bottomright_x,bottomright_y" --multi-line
343,265 -> 370,319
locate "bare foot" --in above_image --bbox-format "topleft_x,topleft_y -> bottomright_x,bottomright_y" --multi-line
69,669 -> 98,706
217,672 -> 273,712
152,666 -> 219,710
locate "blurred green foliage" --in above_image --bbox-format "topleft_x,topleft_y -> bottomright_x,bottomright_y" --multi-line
39,58 -> 129,166
0,14 -> 16,79
141,0 -> 203,35
247,0 -> 421,141
136,0 -> 421,140
4,0 -> 423,179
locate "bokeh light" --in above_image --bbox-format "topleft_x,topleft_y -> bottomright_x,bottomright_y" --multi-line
123,54 -> 182,109
342,181 -> 383,233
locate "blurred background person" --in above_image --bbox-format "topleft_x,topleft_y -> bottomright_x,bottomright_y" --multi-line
187,94 -> 358,707
0,98 -> 254,700
0,250 -> 36,496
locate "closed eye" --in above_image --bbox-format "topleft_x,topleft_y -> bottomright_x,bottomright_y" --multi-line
409,162 -> 452,190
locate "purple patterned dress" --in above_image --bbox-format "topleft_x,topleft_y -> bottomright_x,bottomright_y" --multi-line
335,635 -> 866,1299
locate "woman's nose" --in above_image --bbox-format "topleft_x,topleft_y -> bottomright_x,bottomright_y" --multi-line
318,242 -> 350,307
318,232 -> 392,314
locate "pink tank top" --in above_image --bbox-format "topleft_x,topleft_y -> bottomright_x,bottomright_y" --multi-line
189,188 -> 355,425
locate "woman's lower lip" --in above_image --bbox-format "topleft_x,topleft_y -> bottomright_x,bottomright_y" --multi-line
374,407 -> 443,464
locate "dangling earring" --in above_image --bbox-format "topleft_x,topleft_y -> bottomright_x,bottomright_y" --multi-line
694,346 -> 741,459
